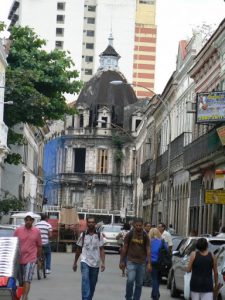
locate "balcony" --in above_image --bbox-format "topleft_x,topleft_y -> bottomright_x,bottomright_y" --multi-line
58,172 -> 133,186
184,128 -> 222,168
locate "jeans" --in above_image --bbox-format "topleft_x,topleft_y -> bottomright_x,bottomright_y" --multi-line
81,262 -> 99,300
125,261 -> 145,300
143,263 -> 152,286
151,264 -> 160,300
42,244 -> 51,270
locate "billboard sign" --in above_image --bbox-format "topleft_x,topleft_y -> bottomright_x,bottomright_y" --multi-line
205,190 -> 225,204
196,91 -> 225,123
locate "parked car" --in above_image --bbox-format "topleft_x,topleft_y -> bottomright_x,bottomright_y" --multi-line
172,235 -> 184,252
99,224 -> 123,252
0,225 -> 16,237
168,236 -> 225,297
215,245 -> 225,300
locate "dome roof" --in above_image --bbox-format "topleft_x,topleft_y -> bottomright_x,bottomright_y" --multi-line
77,70 -> 138,125
101,45 -> 120,57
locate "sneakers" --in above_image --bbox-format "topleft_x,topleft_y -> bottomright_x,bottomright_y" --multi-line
46,269 -> 51,274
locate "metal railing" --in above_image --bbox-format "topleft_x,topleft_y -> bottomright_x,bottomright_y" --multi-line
184,128 -> 222,167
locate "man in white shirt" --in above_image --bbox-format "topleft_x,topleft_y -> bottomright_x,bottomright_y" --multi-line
73,216 -> 105,300
157,222 -> 173,253
35,214 -> 52,274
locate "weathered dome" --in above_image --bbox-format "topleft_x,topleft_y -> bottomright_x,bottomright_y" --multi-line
77,70 -> 138,125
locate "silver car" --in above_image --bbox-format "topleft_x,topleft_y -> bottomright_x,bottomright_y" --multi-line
169,237 -> 225,297
100,224 -> 123,252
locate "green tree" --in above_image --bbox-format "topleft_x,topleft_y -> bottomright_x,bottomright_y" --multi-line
3,26 -> 82,163
0,193 -> 24,215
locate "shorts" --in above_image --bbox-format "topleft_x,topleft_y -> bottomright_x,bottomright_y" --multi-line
19,262 -> 36,284
191,292 -> 213,300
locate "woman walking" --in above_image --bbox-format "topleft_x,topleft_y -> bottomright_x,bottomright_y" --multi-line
149,228 -> 168,300
187,237 -> 218,300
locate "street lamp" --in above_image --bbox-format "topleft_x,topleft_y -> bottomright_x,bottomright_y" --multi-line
110,80 -> 172,225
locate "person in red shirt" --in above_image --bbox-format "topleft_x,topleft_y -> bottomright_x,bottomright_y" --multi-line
14,212 -> 42,300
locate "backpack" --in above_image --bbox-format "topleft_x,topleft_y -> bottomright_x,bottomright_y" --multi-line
81,230 -> 101,247
158,239 -> 172,275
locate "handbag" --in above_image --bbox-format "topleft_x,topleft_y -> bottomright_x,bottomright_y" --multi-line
184,272 -> 191,300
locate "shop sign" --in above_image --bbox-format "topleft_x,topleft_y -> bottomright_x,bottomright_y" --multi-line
217,126 -> 225,145
196,91 -> 225,123
205,190 -> 225,204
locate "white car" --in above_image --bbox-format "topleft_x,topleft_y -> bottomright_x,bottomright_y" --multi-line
100,224 -> 123,253
215,245 -> 225,300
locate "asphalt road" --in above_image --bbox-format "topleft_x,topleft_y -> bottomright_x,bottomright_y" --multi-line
29,251 -> 179,300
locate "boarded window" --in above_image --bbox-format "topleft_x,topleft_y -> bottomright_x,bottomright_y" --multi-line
74,148 -> 86,173
97,149 -> 108,174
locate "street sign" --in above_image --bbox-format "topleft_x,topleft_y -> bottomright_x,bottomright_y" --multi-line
205,190 -> 225,204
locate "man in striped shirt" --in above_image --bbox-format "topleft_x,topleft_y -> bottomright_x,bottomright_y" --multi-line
35,214 -> 52,274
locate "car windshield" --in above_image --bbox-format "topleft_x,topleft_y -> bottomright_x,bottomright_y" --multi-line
102,226 -> 122,232
0,228 -> 15,237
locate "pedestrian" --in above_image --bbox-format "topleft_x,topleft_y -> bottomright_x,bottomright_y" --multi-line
149,227 -> 168,300
157,223 -> 173,253
168,224 -> 176,235
73,215 -> 105,300
143,221 -> 152,286
35,213 -> 53,274
187,237 -> 218,300
14,212 -> 42,300
216,226 -> 225,238
116,223 -> 131,276
120,217 -> 151,300
144,222 -> 151,234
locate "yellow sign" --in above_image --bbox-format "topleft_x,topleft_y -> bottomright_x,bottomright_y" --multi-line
217,126 -> 225,145
205,190 -> 225,204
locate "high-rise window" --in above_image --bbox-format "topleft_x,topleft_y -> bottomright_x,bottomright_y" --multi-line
88,6 -> 96,12
57,15 -> 65,23
85,69 -> 92,75
85,56 -> 93,63
86,43 -> 94,49
55,41 -> 64,49
140,0 -> 155,4
57,2 -> 65,10
56,28 -> 64,36
97,149 -> 108,174
87,17 -> 95,24
87,30 -> 94,37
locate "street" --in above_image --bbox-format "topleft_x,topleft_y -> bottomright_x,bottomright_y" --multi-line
29,252 -> 178,300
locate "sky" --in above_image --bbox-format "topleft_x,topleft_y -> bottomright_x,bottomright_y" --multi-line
0,0 -> 225,94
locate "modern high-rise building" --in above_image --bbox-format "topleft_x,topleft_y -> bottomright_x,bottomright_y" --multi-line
8,0 -> 156,97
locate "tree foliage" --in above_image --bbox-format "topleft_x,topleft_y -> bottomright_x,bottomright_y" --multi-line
3,26 -> 82,163
0,193 -> 24,215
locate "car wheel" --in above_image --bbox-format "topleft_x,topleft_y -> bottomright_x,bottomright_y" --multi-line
170,273 -> 180,298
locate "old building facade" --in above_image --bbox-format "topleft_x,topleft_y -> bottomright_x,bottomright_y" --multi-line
44,38 -> 142,220
140,19 -> 225,235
